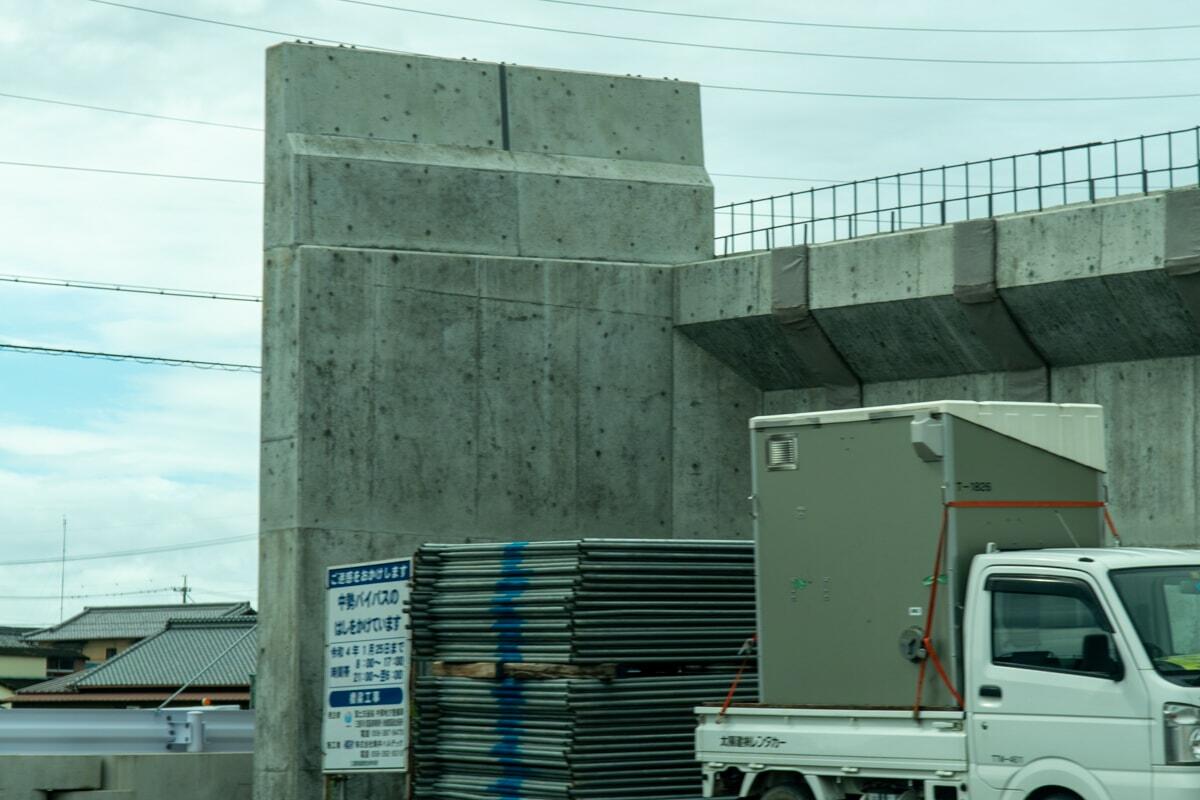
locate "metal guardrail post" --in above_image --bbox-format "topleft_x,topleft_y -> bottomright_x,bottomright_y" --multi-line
187,711 -> 205,753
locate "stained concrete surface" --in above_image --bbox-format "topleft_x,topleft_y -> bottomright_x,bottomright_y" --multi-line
260,44 -> 724,800
0,753 -> 249,800
260,40 -> 1200,800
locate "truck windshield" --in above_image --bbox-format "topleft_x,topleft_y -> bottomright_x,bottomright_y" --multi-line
1111,566 -> 1200,686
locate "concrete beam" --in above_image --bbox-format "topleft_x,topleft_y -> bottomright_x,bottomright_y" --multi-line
809,222 -> 1015,382
951,219 -> 1048,401
505,65 -> 704,165
266,44 -> 712,264
998,189 -> 1200,364
678,186 -> 1200,394
673,248 -> 859,403
1163,188 -> 1200,335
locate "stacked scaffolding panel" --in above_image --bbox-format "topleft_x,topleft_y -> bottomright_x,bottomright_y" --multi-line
411,539 -> 755,664
410,539 -> 757,800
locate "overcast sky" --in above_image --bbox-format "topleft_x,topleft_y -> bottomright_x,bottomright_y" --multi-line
0,0 -> 1197,627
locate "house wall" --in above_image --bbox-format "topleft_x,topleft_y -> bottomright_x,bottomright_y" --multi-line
82,639 -> 138,663
0,653 -> 46,679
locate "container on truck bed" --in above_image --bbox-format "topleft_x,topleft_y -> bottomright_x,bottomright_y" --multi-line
697,401 -> 1200,800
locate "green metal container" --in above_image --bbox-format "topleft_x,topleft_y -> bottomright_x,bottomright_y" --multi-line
750,401 -> 1108,709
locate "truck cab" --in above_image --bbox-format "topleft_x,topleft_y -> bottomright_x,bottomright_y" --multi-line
696,401 -> 1200,800
699,546 -> 1200,800
963,547 -> 1200,799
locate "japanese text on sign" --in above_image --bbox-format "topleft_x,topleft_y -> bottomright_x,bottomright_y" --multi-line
322,558 -> 412,774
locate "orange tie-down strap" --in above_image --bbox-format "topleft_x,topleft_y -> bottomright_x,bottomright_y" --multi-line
913,499 -> 1122,719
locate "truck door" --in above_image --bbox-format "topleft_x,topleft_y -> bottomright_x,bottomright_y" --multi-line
967,569 -> 1151,799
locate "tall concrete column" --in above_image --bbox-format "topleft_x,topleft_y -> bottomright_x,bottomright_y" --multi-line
257,44 -> 714,800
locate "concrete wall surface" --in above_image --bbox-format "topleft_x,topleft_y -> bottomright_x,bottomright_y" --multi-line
0,753 -> 249,800
259,43 -> 724,800
260,40 -> 1200,800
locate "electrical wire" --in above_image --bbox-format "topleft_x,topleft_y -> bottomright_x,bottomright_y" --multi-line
0,159 -> 261,185
0,90 -> 260,132
189,588 -> 254,601
9,513 -> 258,535
80,1 -> 1200,103
712,173 -> 842,184
0,273 -> 261,302
84,0 -> 414,55
534,0 -> 1200,35
0,587 -> 180,600
702,84 -> 1200,102
338,1 -> 1200,66
0,534 -> 256,567
0,343 -> 261,373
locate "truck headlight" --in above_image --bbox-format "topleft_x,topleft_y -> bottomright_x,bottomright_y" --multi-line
1164,703 -> 1200,764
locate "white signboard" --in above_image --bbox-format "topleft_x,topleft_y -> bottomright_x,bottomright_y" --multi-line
321,557 -> 412,773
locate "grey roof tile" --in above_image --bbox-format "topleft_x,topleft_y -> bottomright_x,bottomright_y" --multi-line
75,617 -> 257,688
23,602 -> 252,642
17,668 -> 93,694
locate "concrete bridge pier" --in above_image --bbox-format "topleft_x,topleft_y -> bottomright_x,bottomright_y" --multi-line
258,44 -> 723,800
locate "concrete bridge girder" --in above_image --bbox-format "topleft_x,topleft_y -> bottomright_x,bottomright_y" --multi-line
676,187 -> 1200,404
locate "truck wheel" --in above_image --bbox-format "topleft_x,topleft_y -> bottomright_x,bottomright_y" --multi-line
761,784 -> 813,800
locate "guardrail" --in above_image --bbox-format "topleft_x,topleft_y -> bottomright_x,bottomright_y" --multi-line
715,125 -> 1200,255
0,707 -> 253,754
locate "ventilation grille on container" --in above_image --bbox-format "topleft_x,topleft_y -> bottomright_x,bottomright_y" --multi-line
766,433 -> 798,470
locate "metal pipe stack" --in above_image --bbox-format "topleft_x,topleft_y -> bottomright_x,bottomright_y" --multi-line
410,539 -> 758,800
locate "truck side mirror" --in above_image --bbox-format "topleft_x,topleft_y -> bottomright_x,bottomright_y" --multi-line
1082,632 -> 1124,681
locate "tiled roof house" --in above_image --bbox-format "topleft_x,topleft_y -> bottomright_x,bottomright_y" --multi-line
14,616 -> 257,708
23,602 -> 253,664
0,626 -> 84,706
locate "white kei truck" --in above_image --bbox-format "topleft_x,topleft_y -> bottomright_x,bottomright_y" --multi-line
696,402 -> 1200,800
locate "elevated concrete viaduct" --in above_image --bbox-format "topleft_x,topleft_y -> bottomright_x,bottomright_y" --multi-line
257,43 -> 1200,799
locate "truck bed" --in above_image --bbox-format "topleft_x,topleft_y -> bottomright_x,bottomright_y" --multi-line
695,705 -> 968,783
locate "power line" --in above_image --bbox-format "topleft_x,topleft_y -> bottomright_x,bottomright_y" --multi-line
84,0 -> 413,55
0,91 -> 260,132
713,173 -> 842,184
0,343 -> 261,373
0,159 -> 260,185
0,534 -> 256,567
9,513 -> 257,535
0,273 -> 260,302
702,84 -> 1200,103
535,0 -> 1200,35
190,588 -> 253,601
338,1 -> 1200,66
77,3 -> 1200,104
0,587 -> 179,600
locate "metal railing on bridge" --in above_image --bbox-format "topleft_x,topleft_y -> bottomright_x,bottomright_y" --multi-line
715,124 -> 1200,255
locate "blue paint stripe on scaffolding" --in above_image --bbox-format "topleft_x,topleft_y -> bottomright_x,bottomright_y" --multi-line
488,677 -> 526,798
493,542 -> 530,662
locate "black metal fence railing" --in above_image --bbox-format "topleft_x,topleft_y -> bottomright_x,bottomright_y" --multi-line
714,125 -> 1200,256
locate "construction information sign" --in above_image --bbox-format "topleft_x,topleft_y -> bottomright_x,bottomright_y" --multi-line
322,557 -> 412,773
